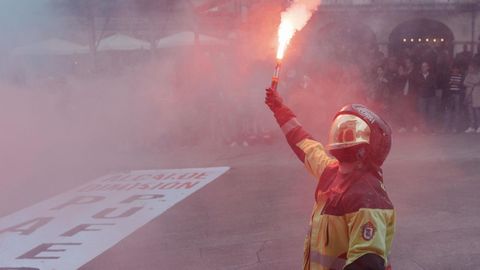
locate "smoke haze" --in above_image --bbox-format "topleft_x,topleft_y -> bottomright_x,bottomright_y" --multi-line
0,0 -> 404,217
281,0 -> 322,31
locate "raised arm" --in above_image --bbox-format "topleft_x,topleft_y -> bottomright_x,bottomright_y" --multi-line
265,88 -> 337,179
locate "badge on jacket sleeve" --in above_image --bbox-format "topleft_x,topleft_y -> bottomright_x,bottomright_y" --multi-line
361,221 -> 376,240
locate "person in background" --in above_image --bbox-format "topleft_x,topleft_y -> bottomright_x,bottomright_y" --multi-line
413,62 -> 437,133
441,64 -> 465,133
383,58 -> 399,116
436,48 -> 453,119
395,59 -> 417,133
473,45 -> 480,62
463,61 -> 480,133
455,44 -> 473,73
370,66 -> 389,105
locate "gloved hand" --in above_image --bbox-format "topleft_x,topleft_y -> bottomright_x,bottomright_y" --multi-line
265,87 -> 296,126
265,88 -> 284,112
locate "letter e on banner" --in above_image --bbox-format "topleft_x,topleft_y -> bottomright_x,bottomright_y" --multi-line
17,243 -> 81,259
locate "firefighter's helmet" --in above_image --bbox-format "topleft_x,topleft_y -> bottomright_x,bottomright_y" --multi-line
328,104 -> 392,167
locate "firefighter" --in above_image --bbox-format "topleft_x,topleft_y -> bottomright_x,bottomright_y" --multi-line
265,87 -> 395,270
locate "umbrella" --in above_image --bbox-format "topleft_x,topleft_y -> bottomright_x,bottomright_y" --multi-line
156,31 -> 227,48
97,33 -> 151,51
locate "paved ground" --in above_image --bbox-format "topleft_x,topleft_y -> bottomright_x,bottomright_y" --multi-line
2,133 -> 480,269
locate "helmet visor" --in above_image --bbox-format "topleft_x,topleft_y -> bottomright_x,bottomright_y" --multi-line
328,114 -> 371,150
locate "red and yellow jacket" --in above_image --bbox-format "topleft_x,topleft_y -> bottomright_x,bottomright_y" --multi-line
278,112 -> 395,270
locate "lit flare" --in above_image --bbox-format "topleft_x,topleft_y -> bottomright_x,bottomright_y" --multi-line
271,18 -> 295,91
270,0 -> 321,91
276,20 -> 295,60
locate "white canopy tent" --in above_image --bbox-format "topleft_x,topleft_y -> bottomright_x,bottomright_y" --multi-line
156,31 -> 227,48
97,33 -> 151,51
11,38 -> 89,56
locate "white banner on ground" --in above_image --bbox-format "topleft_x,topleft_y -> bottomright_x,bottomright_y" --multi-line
0,166 -> 229,270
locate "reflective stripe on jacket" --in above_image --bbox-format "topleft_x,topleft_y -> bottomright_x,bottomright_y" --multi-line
281,117 -> 395,270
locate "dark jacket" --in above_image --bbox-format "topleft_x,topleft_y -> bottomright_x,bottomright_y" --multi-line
414,72 -> 437,98
395,70 -> 415,98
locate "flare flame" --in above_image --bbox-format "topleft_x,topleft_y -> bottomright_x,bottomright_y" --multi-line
275,0 -> 322,60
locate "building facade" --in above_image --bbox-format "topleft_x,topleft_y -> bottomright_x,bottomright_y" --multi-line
311,0 -> 479,55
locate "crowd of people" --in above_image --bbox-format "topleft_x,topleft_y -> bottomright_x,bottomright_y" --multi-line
370,44 -> 480,135
3,40 -> 480,153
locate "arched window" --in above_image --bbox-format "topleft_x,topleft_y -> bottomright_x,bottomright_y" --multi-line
389,18 -> 454,63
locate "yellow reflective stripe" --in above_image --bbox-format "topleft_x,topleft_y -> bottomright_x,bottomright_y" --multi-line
296,138 -> 336,179
309,250 -> 346,270
280,117 -> 301,134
